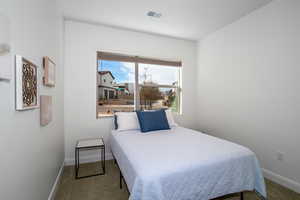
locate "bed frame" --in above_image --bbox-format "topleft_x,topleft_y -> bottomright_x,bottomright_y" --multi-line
112,155 -> 251,200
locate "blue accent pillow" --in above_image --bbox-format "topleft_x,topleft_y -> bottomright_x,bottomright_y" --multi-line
136,110 -> 170,133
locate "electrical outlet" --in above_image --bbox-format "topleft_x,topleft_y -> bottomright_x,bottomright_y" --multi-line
276,151 -> 284,161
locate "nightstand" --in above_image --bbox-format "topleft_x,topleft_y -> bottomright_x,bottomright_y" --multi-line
75,138 -> 105,179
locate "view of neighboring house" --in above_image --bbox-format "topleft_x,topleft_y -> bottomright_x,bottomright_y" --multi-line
114,83 -> 134,96
97,71 -> 133,100
98,71 -> 117,100
97,70 -> 135,115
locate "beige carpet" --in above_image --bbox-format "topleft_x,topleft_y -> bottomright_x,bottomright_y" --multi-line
55,160 -> 300,200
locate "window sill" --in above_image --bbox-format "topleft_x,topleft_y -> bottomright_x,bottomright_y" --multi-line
97,113 -> 114,118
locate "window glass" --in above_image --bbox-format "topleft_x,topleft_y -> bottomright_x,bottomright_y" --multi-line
97,60 -> 135,117
139,86 -> 180,112
139,63 -> 180,86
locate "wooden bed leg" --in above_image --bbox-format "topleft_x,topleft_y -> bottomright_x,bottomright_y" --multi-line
120,171 -> 123,189
240,192 -> 244,200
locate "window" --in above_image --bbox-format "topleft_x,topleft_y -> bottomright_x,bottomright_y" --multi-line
96,52 -> 181,117
139,64 -> 180,112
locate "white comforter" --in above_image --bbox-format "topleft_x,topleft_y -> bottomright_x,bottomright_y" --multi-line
110,127 -> 266,200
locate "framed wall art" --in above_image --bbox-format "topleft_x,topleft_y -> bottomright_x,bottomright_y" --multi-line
15,55 -> 39,110
43,56 -> 55,87
40,95 -> 52,126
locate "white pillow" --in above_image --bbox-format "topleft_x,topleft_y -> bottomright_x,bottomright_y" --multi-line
115,112 -> 140,131
165,110 -> 178,127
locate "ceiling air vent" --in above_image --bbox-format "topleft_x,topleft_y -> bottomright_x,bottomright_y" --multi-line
147,11 -> 162,18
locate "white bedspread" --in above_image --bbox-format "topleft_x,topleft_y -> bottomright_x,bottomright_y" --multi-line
110,127 -> 266,200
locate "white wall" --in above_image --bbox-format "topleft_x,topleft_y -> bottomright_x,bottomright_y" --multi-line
197,0 -> 300,192
0,1 -> 64,200
64,20 -> 198,163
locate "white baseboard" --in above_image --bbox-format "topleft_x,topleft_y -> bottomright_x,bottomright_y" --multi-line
48,162 -> 64,200
262,168 -> 300,193
64,153 -> 113,166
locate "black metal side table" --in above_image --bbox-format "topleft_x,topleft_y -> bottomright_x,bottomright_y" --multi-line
75,138 -> 105,179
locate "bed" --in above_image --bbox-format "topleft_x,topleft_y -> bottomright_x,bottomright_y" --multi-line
110,126 -> 267,200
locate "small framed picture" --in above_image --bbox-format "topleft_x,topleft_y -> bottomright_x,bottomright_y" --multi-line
40,95 -> 52,126
15,55 -> 39,110
43,56 -> 55,87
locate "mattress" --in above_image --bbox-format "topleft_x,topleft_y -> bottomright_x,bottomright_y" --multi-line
110,126 -> 266,200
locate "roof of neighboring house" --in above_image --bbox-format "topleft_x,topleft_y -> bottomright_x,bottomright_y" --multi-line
98,85 -> 117,90
98,71 -> 115,79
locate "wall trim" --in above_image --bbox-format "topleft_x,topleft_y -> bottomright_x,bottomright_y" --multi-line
48,162 -> 64,200
64,153 -> 113,166
262,168 -> 300,193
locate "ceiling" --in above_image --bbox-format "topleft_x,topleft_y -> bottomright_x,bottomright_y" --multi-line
58,0 -> 272,41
